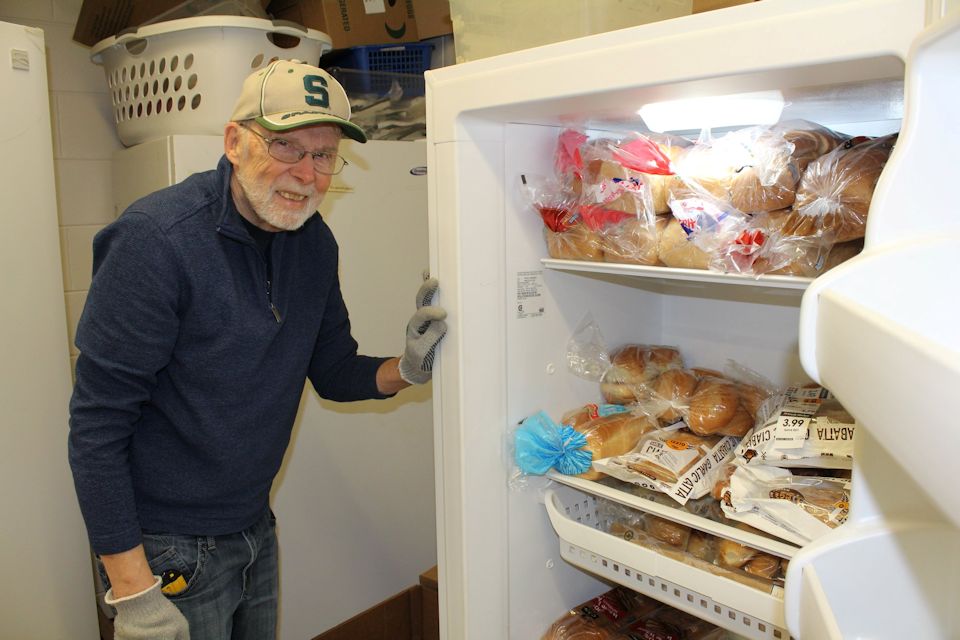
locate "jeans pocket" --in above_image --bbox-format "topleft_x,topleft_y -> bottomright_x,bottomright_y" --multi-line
142,533 -> 207,599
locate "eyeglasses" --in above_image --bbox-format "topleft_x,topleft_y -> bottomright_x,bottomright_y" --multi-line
238,123 -> 348,175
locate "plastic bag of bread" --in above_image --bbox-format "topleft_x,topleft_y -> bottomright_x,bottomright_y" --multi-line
522,173 -> 604,261
788,133 -> 898,243
572,410 -> 659,480
661,190 -> 752,272
540,586 -> 663,640
738,385 -> 855,469
682,363 -> 776,438
717,462 -> 851,545
578,204 -> 661,266
514,408 -> 656,480
572,130 -> 682,214
745,208 -> 864,277
595,424 -> 738,505
515,411 -> 592,476
600,344 -> 685,405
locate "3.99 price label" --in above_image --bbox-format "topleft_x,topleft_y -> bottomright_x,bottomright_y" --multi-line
774,413 -> 810,449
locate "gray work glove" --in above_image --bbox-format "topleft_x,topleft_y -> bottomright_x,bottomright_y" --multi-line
398,278 -> 448,385
105,576 -> 190,640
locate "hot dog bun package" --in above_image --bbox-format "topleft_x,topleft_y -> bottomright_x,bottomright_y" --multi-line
715,462 -> 851,545
737,385 -> 856,469
594,423 -> 738,505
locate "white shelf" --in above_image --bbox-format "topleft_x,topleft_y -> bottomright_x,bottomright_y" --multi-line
542,259 -> 813,291
546,486 -> 790,640
546,471 -> 800,559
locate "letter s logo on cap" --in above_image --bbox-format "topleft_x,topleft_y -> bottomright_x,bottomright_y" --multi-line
303,75 -> 329,108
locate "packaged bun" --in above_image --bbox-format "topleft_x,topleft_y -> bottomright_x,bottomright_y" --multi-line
574,412 -> 658,480
658,216 -> 713,270
599,214 -> 666,266
687,377 -> 740,435
651,368 -> 699,423
685,530 -> 717,562
545,221 -> 604,261
747,208 -> 863,277
791,133 -> 897,242
779,121 -> 846,172
600,345 -> 684,405
685,368 -> 772,437
646,515 -> 692,548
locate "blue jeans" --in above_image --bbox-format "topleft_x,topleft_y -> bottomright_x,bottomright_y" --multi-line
97,510 -> 278,640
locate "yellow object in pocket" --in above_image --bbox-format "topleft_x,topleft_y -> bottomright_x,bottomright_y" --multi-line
160,569 -> 188,596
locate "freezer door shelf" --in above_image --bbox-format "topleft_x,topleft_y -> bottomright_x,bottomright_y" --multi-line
545,486 -> 789,640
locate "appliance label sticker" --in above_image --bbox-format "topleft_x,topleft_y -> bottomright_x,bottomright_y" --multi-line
516,271 -> 545,319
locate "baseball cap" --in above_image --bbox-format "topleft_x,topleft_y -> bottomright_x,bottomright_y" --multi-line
230,59 -> 367,143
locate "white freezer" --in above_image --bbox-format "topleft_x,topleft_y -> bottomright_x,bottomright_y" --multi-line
425,1 -> 960,638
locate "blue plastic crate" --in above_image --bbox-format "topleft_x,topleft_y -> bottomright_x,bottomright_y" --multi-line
322,43 -> 433,96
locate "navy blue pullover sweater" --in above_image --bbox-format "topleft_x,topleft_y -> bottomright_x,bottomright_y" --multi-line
69,156 -> 390,555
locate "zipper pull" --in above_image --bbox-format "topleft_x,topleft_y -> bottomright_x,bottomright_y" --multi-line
266,279 -> 281,323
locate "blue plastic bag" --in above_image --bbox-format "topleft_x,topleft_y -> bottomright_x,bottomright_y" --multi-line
514,411 -> 593,476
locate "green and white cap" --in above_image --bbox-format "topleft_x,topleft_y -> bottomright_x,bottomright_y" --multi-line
230,59 -> 367,143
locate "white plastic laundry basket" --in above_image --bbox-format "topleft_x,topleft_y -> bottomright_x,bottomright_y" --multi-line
91,16 -> 333,146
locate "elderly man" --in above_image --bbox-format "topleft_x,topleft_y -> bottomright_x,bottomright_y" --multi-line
68,59 -> 446,639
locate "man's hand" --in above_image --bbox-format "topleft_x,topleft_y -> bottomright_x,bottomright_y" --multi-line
105,576 -> 190,640
398,278 -> 447,385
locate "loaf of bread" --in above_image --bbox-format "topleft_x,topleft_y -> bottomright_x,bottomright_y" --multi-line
574,413 -> 657,480
791,133 -> 897,242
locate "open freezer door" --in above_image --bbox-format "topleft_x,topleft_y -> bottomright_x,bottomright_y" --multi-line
791,9 -> 960,640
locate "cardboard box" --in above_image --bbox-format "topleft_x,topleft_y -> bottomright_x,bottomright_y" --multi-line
692,0 -> 758,13
410,0 -> 451,40
269,0 -> 420,49
73,0 -> 270,47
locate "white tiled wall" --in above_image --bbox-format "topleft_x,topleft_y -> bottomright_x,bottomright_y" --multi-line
0,0 -> 123,371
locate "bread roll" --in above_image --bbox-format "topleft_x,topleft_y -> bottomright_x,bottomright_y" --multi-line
780,122 -> 846,172
574,413 -> 657,480
651,368 -> 699,423
716,537 -> 758,569
685,530 -> 717,562
576,159 -> 654,216
646,515 -> 692,548
600,345 -> 684,405
744,553 -> 781,579
600,215 -> 666,266
687,378 -> 740,435
545,222 -> 603,261
658,216 -> 712,270
791,133 -> 897,242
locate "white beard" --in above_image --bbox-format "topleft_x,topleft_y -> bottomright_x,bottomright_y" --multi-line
234,162 -> 324,231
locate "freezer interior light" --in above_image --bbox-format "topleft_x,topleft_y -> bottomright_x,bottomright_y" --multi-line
638,91 -> 785,132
